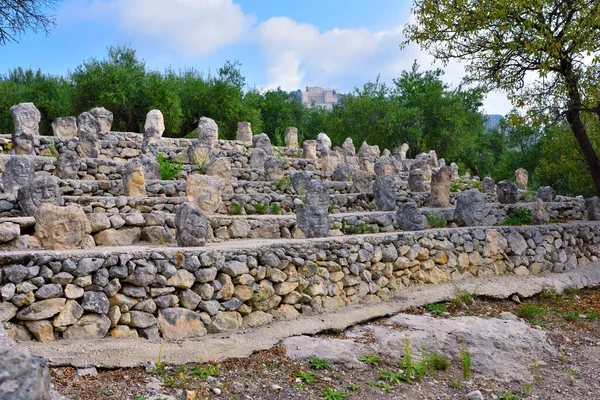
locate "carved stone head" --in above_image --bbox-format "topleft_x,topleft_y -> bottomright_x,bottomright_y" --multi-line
10,103 -> 41,136
3,156 -> 35,195
17,176 -> 64,216
175,202 -> 209,247
144,110 -> 165,137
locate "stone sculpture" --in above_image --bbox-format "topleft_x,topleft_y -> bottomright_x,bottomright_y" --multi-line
515,168 -> 528,190
11,130 -> 34,155
296,179 -> 329,238
56,150 -> 80,180
537,186 -> 556,202
285,127 -> 299,149
76,112 -> 101,158
144,110 -> 165,137
408,168 -> 428,193
175,202 -> 209,247
252,133 -> 274,156
88,107 -> 113,132
290,172 -> 311,195
123,159 -> 146,197
351,170 -> 374,193
341,137 -> 355,157
138,153 -> 161,181
264,156 -> 284,181
374,175 -> 397,211
319,150 -> 339,174
316,132 -> 332,153
2,156 -> 35,195
186,175 -> 225,214
396,202 -> 425,231
585,196 -> 600,221
394,143 -> 409,161
482,176 -> 495,194
51,116 -> 77,138
187,143 -> 212,167
34,204 -> 92,250
450,163 -> 459,180
198,117 -> 219,148
358,142 -> 379,173
205,157 -> 233,193
374,157 -> 398,178
496,180 -> 518,204
332,163 -> 352,182
10,102 -> 40,136
250,148 -> 267,169
431,166 -> 452,207
17,176 -> 64,216
454,189 -> 487,227
531,199 -> 550,224
302,140 -> 317,159
236,122 -> 253,143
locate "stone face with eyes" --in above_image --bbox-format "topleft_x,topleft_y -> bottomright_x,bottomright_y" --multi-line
11,129 -> 34,155
17,176 -> 64,216
174,202 -> 209,247
10,103 -> 41,136
198,117 -> 219,149
2,156 -> 35,195
56,151 -> 80,180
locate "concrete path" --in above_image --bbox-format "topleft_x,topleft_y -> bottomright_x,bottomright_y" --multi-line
18,264 -> 600,368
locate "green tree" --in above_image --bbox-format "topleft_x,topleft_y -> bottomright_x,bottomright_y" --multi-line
404,0 -> 600,195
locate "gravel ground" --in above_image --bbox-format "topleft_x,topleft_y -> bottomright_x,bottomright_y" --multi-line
51,287 -> 600,400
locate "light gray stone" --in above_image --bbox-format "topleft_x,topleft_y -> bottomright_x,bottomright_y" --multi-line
17,176 -> 64,216
52,116 -> 77,138
396,202 -> 425,231
2,156 -> 35,195
175,202 -> 209,247
455,189 -> 487,227
198,117 -> 219,148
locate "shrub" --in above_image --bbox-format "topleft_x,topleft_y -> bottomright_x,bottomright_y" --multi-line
253,200 -> 269,215
504,206 -> 532,226
426,212 -> 447,228
270,203 -> 281,215
229,201 -> 243,215
276,176 -> 291,192
157,153 -> 183,180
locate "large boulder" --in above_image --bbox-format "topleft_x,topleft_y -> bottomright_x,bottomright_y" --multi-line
88,107 -> 113,132
455,189 -> 487,226
175,202 -> 209,247
515,168 -> 528,190
34,204 -> 92,250
157,308 -> 207,340
430,166 -> 452,207
496,180 -> 518,204
10,102 -> 41,136
296,204 -> 329,238
186,175 -> 225,214
253,133 -> 274,155
17,176 -> 64,216
396,202 -> 425,231
537,186 -> 556,202
0,348 -> 51,400
56,150 -> 80,180
204,157 -> 232,193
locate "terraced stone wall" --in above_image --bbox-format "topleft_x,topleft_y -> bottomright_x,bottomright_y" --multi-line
1,223 -> 598,342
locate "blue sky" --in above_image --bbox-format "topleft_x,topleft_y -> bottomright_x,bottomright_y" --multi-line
0,0 -> 511,114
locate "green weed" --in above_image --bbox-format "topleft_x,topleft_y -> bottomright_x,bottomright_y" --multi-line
517,304 -> 545,322
270,203 -> 281,215
426,212 -> 447,228
426,303 -> 448,314
321,388 -> 349,400
190,364 -> 220,380
503,207 -> 532,226
230,201 -> 244,215
157,153 -> 183,180
253,200 -> 269,214
276,176 -> 291,192
359,354 -> 381,367
295,371 -> 315,384
310,358 -> 332,370
459,339 -> 471,381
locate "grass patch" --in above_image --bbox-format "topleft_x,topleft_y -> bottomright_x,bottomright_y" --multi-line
157,153 -> 183,180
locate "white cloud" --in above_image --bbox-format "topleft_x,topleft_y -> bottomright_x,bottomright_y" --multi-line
65,0 -> 255,57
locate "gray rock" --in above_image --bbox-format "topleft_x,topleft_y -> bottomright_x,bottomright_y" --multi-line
341,137 -> 355,157
264,157 -> 284,181
88,107 -> 113,132
56,150 -> 80,180
76,112 -> 100,158
82,291 -> 110,314
17,176 -> 64,216
455,189 -> 487,227
465,390 -> 484,400
290,172 -> 311,195
351,170 -> 374,193
138,153 -> 161,180
52,116 -> 77,138
396,202 -> 425,231
87,213 -> 111,233
296,203 -> 329,238
332,163 -> 352,182
496,180 -> 518,204
431,166 -> 452,207
536,186 -> 556,202
532,199 -> 550,224
16,298 -> 66,320
186,174 -> 224,214
374,157 -> 398,178
373,175 -> 397,211
2,156 -> 35,195
253,133 -> 274,155
4,265 -> 27,284
316,132 -> 332,153
408,168 -> 428,192
10,102 -> 41,136
129,311 -> 158,328
284,127 -> 298,148
302,140 -> 317,159
63,314 -> 111,339
198,117 -> 219,148
35,284 -> 63,300
157,308 -> 207,340
585,196 -> 600,221
236,122 -> 253,143
11,129 -> 34,155
195,267 -> 218,283
482,176 -> 495,194
222,261 -> 249,277
174,202 -> 209,247
75,258 -> 104,277
249,147 -> 267,169
0,348 -> 51,400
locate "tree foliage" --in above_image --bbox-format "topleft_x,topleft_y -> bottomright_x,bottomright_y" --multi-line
404,0 -> 600,194
0,0 -> 58,45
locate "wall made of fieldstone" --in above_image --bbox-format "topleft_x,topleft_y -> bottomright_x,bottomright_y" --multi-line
1,222 -> 598,342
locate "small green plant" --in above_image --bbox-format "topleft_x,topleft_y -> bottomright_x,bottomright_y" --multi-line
524,189 -> 537,202
359,354 -> 381,367
157,153 -> 183,180
426,351 -> 450,372
328,205 -> 335,214
348,383 -> 360,391
559,346 -> 566,365
504,207 -> 532,226
426,212 -> 447,228
533,360 -> 541,384
587,308 -> 599,320
270,203 -> 281,215
291,383 -> 307,391
310,357 -> 332,370
426,303 -> 448,314
459,339 -> 471,381
451,289 -> 476,308
47,139 -> 59,157
517,304 -> 546,322
563,312 -> 579,322
321,388 -> 349,400
498,392 -> 521,400
295,370 -> 315,384
379,369 -> 406,385
230,201 -> 243,215
449,378 -> 462,388
399,335 -> 413,371
276,176 -> 291,192
369,381 -> 393,392
253,200 -> 269,215
192,150 -> 208,174
450,178 -> 482,192
524,382 -> 532,397
540,288 -> 562,302
190,364 -> 220,380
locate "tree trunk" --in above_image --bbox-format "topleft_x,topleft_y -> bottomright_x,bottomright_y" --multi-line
565,108 -> 600,196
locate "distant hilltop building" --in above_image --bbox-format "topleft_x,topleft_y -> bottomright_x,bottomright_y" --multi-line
298,86 -> 342,110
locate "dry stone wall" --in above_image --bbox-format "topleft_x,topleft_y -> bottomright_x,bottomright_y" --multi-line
1,222 -> 598,342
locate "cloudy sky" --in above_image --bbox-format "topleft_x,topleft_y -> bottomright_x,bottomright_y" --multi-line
0,0 -> 512,115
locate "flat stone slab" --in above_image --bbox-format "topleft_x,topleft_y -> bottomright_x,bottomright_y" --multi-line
17,264 -> 600,368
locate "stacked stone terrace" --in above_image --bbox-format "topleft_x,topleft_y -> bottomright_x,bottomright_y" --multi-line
0,102 -> 598,342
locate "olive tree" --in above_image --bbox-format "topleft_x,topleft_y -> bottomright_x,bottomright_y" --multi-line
404,0 -> 600,194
